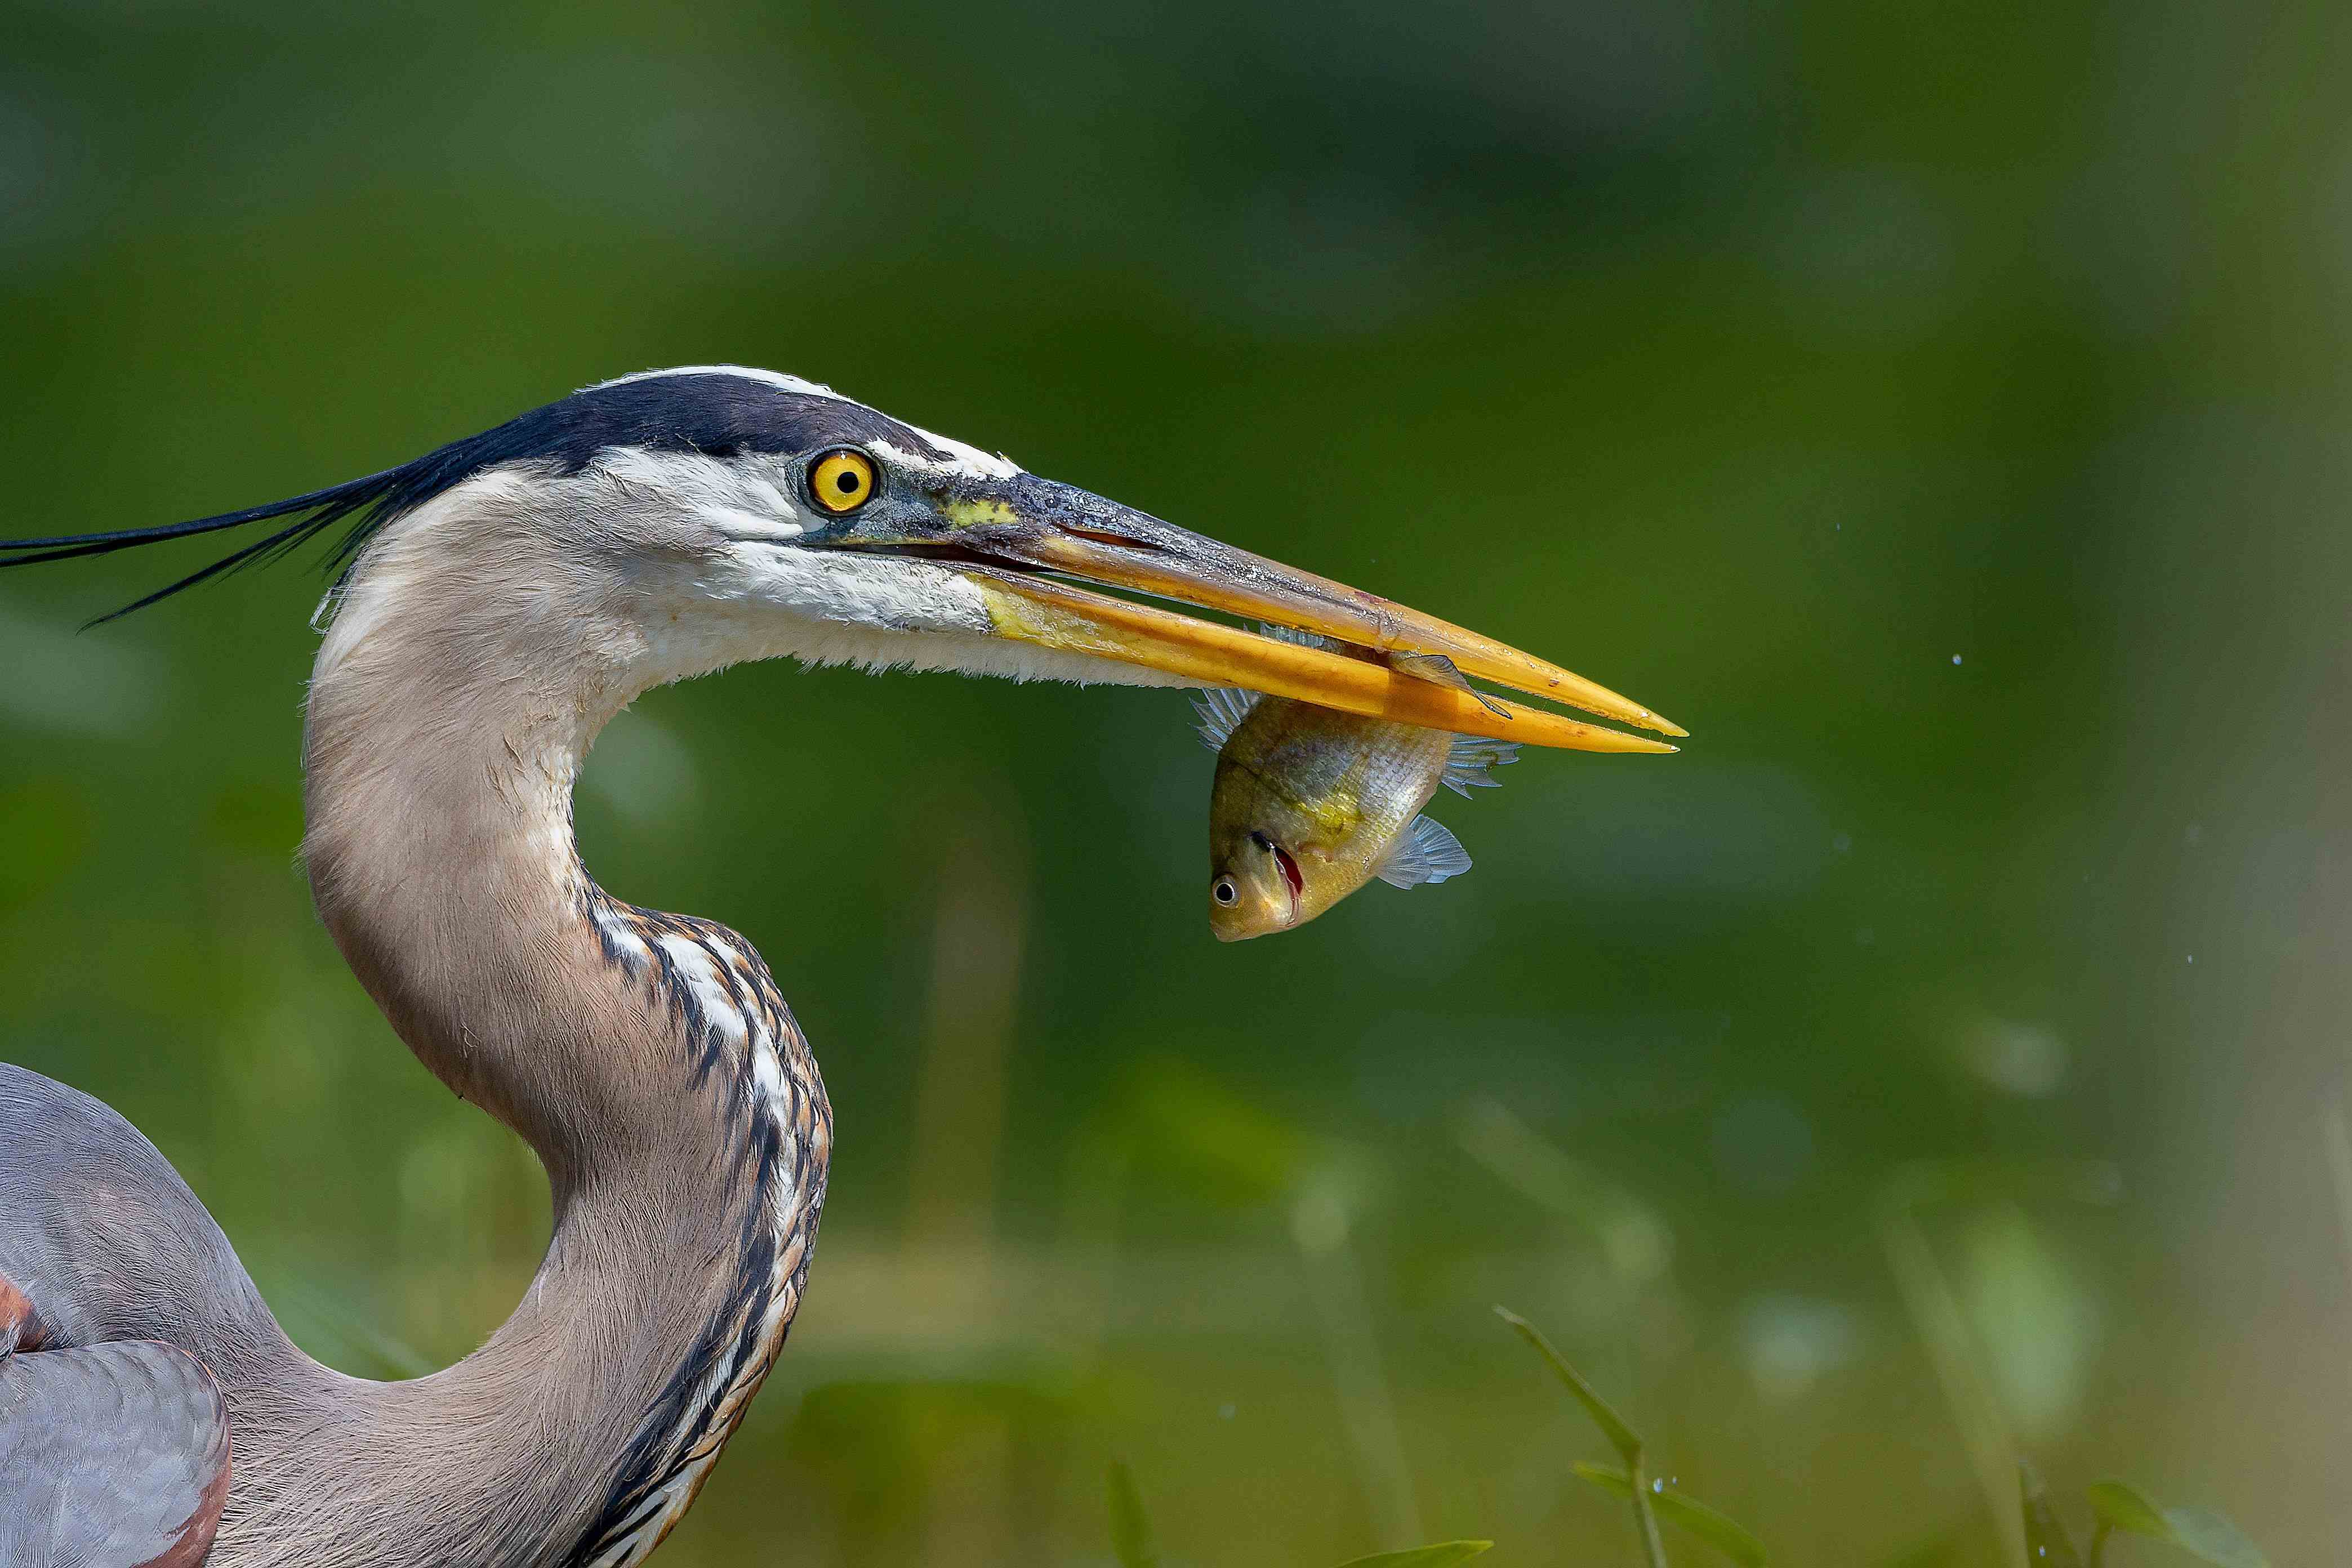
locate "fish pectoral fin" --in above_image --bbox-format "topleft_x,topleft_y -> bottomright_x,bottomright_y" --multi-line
1375,814 -> 1472,888
1191,685 -> 1263,750
1438,734 -> 1524,798
1389,651 -> 1511,719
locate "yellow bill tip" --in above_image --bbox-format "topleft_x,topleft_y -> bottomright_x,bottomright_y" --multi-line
973,571 -> 1681,754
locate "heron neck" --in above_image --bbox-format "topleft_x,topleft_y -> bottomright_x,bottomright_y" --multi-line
208,560 -> 828,1568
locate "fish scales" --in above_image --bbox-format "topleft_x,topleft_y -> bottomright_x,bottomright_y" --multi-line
1227,705 -> 1449,849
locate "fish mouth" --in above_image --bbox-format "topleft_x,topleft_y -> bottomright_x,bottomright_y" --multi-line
857,473 -> 1682,752
1252,830 -> 1306,926
1273,845 -> 1305,919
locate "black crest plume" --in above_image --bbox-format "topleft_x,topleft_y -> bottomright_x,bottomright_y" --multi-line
0,464 -> 438,626
0,372 -> 936,626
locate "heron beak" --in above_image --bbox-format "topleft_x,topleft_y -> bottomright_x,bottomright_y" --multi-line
880,474 -> 1682,752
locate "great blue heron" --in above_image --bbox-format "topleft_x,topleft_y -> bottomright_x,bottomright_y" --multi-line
0,367 -> 1680,1567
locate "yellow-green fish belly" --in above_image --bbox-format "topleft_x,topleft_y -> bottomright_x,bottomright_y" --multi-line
1213,700 -> 1453,920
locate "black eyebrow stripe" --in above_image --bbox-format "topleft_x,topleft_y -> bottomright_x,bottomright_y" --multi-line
0,372 -> 956,624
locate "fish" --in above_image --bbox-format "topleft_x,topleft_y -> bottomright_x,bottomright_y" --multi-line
1196,629 -> 1518,941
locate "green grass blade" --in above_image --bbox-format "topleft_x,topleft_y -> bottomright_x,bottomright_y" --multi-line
2159,1511 -> 2271,1568
1573,1464 -> 1768,1566
2086,1482 -> 2168,1536
2086,1483 -> 2270,1568
1494,1306 -> 1643,1455
1331,1543 -> 1493,1568
2019,1464 -> 2082,1568
1106,1459 -> 1160,1568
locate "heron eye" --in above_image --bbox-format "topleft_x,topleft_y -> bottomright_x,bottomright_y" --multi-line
810,449 -> 877,514
1213,879 -> 1238,906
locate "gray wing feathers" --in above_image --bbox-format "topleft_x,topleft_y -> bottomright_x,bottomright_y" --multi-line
0,1064 -> 272,1355
0,1063 -> 274,1566
1375,814 -> 1473,888
0,1337 -> 230,1567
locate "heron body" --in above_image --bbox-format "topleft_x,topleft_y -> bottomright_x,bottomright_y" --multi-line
0,367 -> 1679,1565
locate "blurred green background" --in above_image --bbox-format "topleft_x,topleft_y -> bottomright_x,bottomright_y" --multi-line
3,1 -> 2347,1562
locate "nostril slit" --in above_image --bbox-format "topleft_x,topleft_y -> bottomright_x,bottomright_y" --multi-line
1061,525 -> 1163,552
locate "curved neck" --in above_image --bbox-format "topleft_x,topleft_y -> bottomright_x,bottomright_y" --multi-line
212,497 -> 830,1568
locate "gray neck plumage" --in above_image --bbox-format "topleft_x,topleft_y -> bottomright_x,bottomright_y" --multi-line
203,495 -> 830,1568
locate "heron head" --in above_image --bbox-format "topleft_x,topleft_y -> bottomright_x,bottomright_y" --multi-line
525,367 -> 1681,751
3,366 -> 1682,753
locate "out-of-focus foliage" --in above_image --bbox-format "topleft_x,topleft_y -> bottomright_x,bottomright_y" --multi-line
1112,1457 -> 1490,1568
1503,1301 -> 1765,1565
2084,1483 -> 2271,1568
2019,1465 -> 2086,1568
1573,1466 -> 1769,1568
1333,1544 -> 1493,1568
1105,1460 -> 1159,1568
3,0 -> 2348,1563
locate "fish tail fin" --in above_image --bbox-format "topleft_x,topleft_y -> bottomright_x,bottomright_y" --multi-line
1375,814 -> 1472,888
1438,735 -> 1524,798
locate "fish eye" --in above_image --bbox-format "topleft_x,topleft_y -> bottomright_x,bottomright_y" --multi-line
1212,878 -> 1239,906
809,448 -> 877,515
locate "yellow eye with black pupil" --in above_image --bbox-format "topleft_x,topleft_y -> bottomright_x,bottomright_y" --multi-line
810,450 -> 876,514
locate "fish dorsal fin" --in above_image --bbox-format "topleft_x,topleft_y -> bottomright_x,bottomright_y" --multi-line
1388,650 -> 1511,719
1193,625 -> 1331,749
1258,621 -> 1330,649
1192,687 -> 1262,750
1375,814 -> 1472,888
1439,735 -> 1522,799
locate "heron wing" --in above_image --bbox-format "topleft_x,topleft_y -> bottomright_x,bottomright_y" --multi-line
0,1067 -> 255,1567
0,1324 -> 230,1568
